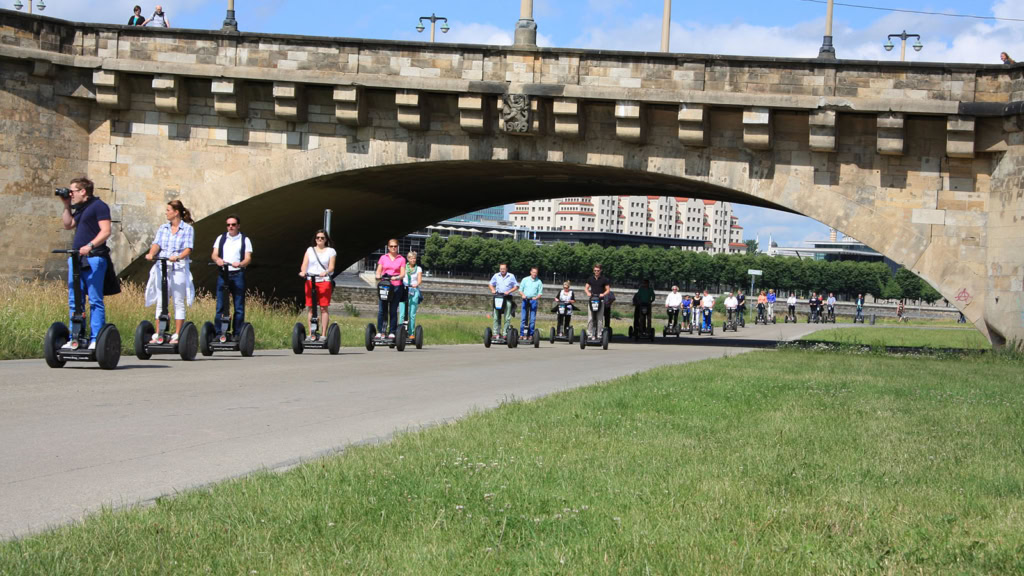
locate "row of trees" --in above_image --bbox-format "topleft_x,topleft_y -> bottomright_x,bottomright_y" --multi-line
421,234 -> 943,303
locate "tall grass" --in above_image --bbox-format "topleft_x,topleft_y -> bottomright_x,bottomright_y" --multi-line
805,326 -> 991,350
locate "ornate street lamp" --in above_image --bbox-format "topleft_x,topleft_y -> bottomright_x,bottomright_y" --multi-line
222,0 -> 238,32
884,31 -> 923,61
416,13 -> 449,43
13,0 -> 46,13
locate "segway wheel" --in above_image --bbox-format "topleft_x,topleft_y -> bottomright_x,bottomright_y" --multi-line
396,325 -> 407,352
710,324 -> 714,336
134,320 -> 155,360
549,327 -> 556,344
364,323 -> 376,351
649,329 -> 655,342
200,321 -> 215,357
483,327 -> 492,348
628,325 -> 634,340
292,323 -> 306,354
533,330 -> 540,348
327,323 -> 341,355
507,328 -> 517,349
414,325 -> 424,349
602,328 -> 610,350
567,326 -> 574,345
43,322 -> 70,369
580,330 -> 587,350
773,317 -> 777,324
95,324 -> 121,370
662,328 -> 667,338
179,322 -> 199,361
239,323 -> 256,357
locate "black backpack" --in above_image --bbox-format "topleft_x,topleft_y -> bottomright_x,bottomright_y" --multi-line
217,232 -> 248,263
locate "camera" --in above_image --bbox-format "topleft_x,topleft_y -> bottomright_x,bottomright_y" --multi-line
55,187 -> 72,199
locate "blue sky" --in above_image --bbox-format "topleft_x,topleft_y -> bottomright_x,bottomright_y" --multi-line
53,0 -> 1024,247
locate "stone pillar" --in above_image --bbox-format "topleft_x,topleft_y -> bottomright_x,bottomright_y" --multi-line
93,70 -> 127,109
334,86 -> 366,126
677,103 -> 707,146
946,115 -> 976,158
396,90 -> 429,131
742,107 -> 772,150
553,98 -> 583,139
212,79 -> 247,118
514,0 -> 537,46
152,75 -> 188,114
615,100 -> 645,143
809,109 -> 837,152
877,113 -> 905,155
458,94 -> 492,134
273,82 -> 306,122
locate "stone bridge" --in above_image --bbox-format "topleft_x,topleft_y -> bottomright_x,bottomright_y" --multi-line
1,10 -> 1022,346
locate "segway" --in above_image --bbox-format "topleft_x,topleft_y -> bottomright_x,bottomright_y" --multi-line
697,307 -> 714,336
684,306 -> 695,334
755,304 -> 768,325
723,308 -> 739,332
484,293 -> 518,348
399,286 -> 424,350
519,298 -> 541,348
826,306 -> 837,323
43,249 -> 121,370
663,306 -> 682,338
784,306 -> 797,323
133,257 -> 198,361
200,264 -> 255,357
629,303 -> 655,342
292,273 -> 341,354
365,275 -> 408,351
549,301 -> 575,344
579,297 -> 610,350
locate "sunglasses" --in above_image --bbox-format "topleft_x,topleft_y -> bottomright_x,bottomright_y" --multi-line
388,244 -> 398,248
226,222 -> 238,227
316,236 -> 326,240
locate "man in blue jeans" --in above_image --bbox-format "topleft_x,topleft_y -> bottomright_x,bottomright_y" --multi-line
211,214 -> 253,337
489,263 -> 518,336
60,177 -> 113,350
518,266 -> 543,337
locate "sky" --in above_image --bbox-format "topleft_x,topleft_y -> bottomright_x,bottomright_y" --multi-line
39,0 -> 1024,248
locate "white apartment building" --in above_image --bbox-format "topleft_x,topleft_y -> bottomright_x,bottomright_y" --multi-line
510,196 -> 745,254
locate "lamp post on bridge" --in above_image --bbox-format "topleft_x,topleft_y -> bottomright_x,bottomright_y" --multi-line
660,0 -> 671,52
416,13 -> 449,43
514,0 -> 537,46
12,0 -> 45,14
884,31 -> 923,61
221,0 -> 238,32
817,0 -> 836,59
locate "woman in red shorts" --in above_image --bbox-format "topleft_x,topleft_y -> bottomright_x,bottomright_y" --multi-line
298,229 -> 336,339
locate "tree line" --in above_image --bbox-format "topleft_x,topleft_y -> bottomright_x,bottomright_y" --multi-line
422,234 -> 943,303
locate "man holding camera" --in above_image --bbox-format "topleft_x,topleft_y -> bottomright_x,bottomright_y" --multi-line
59,178 -> 114,349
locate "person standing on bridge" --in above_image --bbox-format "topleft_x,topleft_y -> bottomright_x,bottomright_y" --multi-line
375,239 -> 405,339
518,266 -> 543,338
584,264 -> 611,339
489,263 -> 518,337
299,230 -> 336,340
128,6 -> 145,26
211,214 -> 252,337
144,200 -> 194,344
144,5 -> 170,27
59,177 -> 118,350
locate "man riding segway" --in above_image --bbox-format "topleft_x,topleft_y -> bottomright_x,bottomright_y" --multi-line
724,292 -> 739,332
581,264 -> 611,350
630,279 -> 655,341
736,289 -> 747,328
201,214 -> 255,357
698,290 -> 715,335
485,263 -> 519,348
664,285 -> 684,337
518,266 -> 543,348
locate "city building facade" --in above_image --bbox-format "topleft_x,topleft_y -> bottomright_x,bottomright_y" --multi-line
510,196 -> 745,254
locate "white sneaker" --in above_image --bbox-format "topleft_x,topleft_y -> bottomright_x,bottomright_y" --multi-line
150,333 -> 160,343
88,341 -> 96,350
388,333 -> 395,340
170,333 -> 179,344
61,341 -> 74,350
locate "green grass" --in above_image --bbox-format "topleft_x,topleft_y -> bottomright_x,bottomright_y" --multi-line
0,280 -> 633,359
2,349 -> 1021,574
805,326 -> 992,350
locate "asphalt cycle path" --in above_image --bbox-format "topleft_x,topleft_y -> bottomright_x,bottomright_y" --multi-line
0,322 -> 826,539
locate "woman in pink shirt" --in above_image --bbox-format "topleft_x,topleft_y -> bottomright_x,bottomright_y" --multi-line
375,238 -> 406,338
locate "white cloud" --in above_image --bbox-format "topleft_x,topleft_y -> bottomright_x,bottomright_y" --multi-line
732,206 -> 830,250
444,22 -> 553,47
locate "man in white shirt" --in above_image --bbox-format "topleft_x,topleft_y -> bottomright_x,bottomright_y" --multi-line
664,285 -> 683,328
724,292 -> 739,324
210,214 -> 253,336
786,292 -> 797,321
700,290 -> 715,331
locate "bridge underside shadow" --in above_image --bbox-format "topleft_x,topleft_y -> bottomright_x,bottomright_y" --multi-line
124,161 -> 789,299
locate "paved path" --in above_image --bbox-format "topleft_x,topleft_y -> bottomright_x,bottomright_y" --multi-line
0,323 -> 824,539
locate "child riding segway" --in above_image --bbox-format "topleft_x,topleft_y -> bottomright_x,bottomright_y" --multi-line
549,281 -> 575,344
397,252 -> 425,350
44,249 -> 121,370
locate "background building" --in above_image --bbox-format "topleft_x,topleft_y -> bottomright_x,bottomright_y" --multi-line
448,206 -> 507,223
510,196 -> 744,254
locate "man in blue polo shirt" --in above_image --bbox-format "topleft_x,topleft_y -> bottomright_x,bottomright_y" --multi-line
518,266 -> 543,338
488,263 -> 518,336
60,177 -> 113,349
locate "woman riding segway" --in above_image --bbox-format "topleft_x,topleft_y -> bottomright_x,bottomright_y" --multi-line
397,250 -> 424,349
293,229 -> 340,354
549,281 -> 576,344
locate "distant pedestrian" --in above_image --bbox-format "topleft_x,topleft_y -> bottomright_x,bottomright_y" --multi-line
128,5 -> 145,26
144,5 -> 170,27
896,298 -> 906,323
1001,52 -> 1015,65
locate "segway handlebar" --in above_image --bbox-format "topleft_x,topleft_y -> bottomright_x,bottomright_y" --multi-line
51,249 -> 79,254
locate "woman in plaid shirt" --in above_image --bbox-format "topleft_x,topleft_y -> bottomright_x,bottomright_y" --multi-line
144,200 -> 195,344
